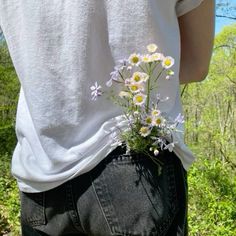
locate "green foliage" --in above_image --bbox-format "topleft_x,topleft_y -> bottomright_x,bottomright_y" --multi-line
182,24 -> 236,235
0,41 -> 20,235
0,154 -> 20,236
0,126 -> 17,158
0,42 -> 19,155
187,147 -> 236,235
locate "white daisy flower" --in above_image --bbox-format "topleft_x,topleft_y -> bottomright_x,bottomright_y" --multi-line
152,116 -> 164,126
119,91 -> 132,98
131,72 -> 149,84
144,116 -> 153,126
128,53 -> 141,66
150,53 -> 164,62
162,56 -> 175,69
133,93 -> 147,106
139,126 -> 151,137
151,109 -> 161,117
147,43 -> 158,53
128,83 -> 144,94
141,54 -> 152,63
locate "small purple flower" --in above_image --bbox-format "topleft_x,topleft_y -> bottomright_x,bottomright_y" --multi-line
106,78 -> 113,87
164,142 -> 176,152
118,59 -> 129,69
90,82 -> 102,101
156,93 -> 169,103
151,137 -> 167,150
174,113 -> 184,124
106,58 -> 133,87
110,70 -> 120,78
106,70 -> 120,87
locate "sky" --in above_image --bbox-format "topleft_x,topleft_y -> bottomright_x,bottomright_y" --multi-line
215,0 -> 236,34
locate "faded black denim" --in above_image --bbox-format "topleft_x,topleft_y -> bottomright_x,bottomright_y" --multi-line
20,145 -> 188,236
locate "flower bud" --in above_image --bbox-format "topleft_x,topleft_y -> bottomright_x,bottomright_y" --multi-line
154,149 -> 159,156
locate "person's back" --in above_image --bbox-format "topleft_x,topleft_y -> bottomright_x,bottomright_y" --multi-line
0,0 -> 215,235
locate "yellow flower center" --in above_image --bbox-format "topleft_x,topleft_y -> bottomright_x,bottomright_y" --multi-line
140,127 -> 148,133
146,117 -> 152,124
164,59 -> 171,66
151,54 -> 160,61
155,118 -> 162,125
135,95 -> 143,103
152,110 -> 160,116
134,75 -> 141,82
130,85 -> 138,91
143,56 -> 149,62
132,56 -> 139,64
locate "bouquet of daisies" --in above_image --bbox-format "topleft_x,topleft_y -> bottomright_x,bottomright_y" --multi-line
90,43 -> 184,167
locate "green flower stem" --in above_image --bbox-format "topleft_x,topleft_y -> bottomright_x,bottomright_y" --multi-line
139,65 -> 146,72
150,61 -> 159,72
143,149 -> 163,167
146,63 -> 151,113
118,71 -> 125,81
155,68 -> 165,82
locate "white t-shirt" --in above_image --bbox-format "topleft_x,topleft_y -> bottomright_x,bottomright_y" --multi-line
0,0 -> 204,192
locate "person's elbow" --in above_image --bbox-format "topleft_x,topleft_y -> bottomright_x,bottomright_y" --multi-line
195,62 -> 210,82
179,59 -> 211,84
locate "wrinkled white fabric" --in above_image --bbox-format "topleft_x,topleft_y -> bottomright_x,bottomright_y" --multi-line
0,0 -> 204,192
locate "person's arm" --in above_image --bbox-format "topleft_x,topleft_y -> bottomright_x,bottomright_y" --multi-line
178,0 -> 215,84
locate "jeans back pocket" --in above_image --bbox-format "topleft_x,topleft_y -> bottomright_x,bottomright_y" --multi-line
90,152 -> 179,236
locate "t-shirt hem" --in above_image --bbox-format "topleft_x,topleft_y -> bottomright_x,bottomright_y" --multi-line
176,0 -> 204,17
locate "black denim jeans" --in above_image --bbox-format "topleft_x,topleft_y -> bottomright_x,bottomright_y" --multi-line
20,145 -> 188,236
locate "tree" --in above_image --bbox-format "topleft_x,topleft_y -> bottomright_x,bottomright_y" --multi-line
0,26 -> 4,41
182,24 -> 236,167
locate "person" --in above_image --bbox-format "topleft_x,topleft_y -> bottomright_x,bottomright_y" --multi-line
0,0 -> 215,235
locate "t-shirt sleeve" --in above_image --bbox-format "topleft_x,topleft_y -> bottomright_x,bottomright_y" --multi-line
176,0 -> 204,17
